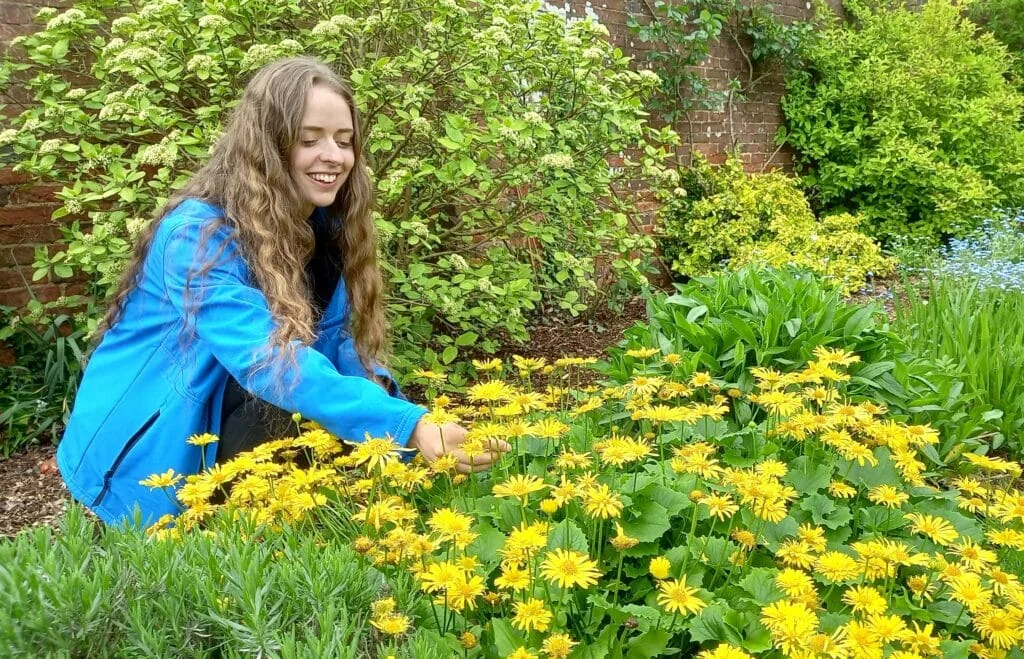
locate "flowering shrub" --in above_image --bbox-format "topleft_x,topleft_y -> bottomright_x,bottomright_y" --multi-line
146,349 -> 1024,657
0,0 -> 676,373
782,0 -> 1024,244
657,154 -> 893,293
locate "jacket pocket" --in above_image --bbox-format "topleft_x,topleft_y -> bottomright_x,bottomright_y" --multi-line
91,410 -> 161,507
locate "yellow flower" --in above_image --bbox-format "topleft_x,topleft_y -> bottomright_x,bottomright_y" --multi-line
828,480 -> 857,499
185,432 -> 219,447
467,380 -> 514,403
656,579 -> 707,615
350,436 -> 403,473
842,585 -> 887,616
760,600 -> 819,655
697,645 -> 753,659
370,613 -> 411,635
904,512 -> 959,546
459,631 -> 478,649
512,354 -> 547,372
815,551 -> 860,583
511,597 -> 552,632
492,474 -> 547,501
139,468 -> 183,489
540,549 -> 602,589
867,484 -> 909,508
427,508 -> 474,539
494,563 -> 531,591
541,632 -> 578,659
649,556 -> 672,580
701,494 -> 738,521
472,358 -> 502,372
411,368 -> 446,381
443,572 -> 486,612
581,483 -> 623,519
508,648 -> 538,659
950,537 -> 998,571
539,498 -> 560,515
610,522 -> 639,551
973,606 -> 1022,650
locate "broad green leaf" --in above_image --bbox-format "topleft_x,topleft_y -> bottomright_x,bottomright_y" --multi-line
620,500 -> 671,543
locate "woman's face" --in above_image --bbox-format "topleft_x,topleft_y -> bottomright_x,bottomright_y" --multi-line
289,85 -> 355,214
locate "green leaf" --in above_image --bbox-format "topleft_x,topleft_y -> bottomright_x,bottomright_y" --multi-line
626,629 -> 670,659
53,265 -> 74,279
548,519 -> 588,553
687,600 -> 742,644
620,499 -> 671,542
491,618 -> 525,657
441,345 -> 457,364
459,158 -> 477,176
799,493 -> 852,529
455,331 -> 478,346
783,456 -> 833,493
738,567 -> 783,606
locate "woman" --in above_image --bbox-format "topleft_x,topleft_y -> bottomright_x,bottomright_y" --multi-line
57,57 -> 507,526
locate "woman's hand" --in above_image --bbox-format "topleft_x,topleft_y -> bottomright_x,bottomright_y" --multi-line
407,420 -> 509,473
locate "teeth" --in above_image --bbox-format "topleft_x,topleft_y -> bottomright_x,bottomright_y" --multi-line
310,173 -> 338,183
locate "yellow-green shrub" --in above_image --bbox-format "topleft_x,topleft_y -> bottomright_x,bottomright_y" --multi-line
658,154 -> 893,292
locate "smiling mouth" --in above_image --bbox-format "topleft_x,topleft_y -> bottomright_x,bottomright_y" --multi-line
308,173 -> 339,184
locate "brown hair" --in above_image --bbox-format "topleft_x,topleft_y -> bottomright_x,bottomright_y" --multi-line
96,56 -> 387,383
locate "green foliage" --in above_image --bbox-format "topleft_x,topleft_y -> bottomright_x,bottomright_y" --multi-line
970,0 -> 1024,87
893,273 -> 1024,457
0,504 -> 446,657
0,306 -> 85,457
628,0 -> 816,132
782,0 -> 1024,244
657,154 -> 893,292
607,268 -> 1007,461
0,0 -> 676,379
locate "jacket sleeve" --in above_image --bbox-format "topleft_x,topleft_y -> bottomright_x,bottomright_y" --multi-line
160,219 -> 426,447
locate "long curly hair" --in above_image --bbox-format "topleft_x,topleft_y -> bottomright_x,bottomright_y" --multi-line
96,57 -> 386,383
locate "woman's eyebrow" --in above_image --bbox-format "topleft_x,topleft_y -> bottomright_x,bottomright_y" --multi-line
300,125 -> 355,134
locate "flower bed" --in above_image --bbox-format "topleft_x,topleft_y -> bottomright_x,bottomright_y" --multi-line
147,349 -> 1024,657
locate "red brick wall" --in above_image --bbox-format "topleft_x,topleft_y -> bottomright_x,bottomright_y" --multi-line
2,0 -> 73,309
0,0 -> 836,308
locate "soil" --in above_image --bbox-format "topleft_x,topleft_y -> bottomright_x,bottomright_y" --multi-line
0,296 -> 651,539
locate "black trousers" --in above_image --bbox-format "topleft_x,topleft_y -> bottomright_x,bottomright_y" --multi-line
215,377 -> 298,464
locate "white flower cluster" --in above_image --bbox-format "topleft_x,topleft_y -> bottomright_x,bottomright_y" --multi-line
133,28 -> 172,44
637,69 -> 661,86
523,111 -> 546,127
656,168 -> 681,186
124,83 -> 150,101
439,294 -> 460,316
197,14 -> 229,31
113,47 -> 162,67
449,254 -> 469,272
64,199 -> 84,215
477,277 -> 493,293
240,44 -> 278,71
66,88 -> 87,101
126,217 -> 150,238
110,17 -> 137,34
540,153 -> 574,169
482,26 -> 512,47
409,221 -> 430,238
102,38 -> 126,54
138,142 -> 177,168
423,21 -> 444,35
139,0 -> 180,20
187,54 -> 214,73
46,9 -> 87,31
582,46 -> 604,61
39,139 -> 63,155
279,39 -> 302,55
311,14 -> 356,39
35,7 -> 58,22
410,116 -> 432,135
0,128 -> 17,146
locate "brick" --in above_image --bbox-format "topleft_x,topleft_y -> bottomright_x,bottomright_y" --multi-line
0,168 -> 30,186
9,183 -> 59,204
0,4 -> 37,25
0,223 -> 61,244
0,244 -> 36,266
0,204 -> 57,226
0,265 -> 38,290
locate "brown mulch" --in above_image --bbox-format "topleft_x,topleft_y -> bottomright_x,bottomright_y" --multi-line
0,296 -> 651,539
0,444 -> 71,538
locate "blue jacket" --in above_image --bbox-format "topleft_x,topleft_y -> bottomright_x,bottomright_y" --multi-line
57,199 -> 427,526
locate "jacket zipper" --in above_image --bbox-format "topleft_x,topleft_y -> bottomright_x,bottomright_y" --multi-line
91,411 -> 161,507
